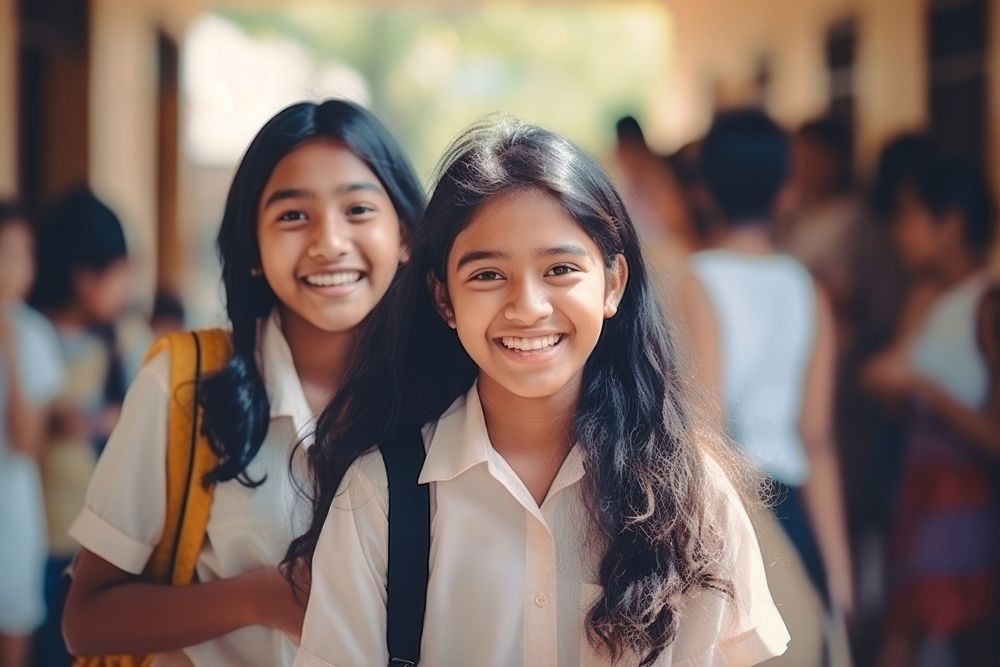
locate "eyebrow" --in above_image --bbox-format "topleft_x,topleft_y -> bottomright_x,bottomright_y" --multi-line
455,244 -> 590,270
262,182 -> 385,209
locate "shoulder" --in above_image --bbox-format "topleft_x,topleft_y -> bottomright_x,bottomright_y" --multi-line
333,449 -> 389,517
697,448 -> 765,570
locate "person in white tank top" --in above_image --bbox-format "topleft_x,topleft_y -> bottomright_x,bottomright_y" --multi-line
864,154 -> 999,667
677,110 -> 855,666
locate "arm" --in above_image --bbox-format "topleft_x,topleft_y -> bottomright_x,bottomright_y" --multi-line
295,457 -> 390,666
63,550 -> 300,656
0,311 -> 49,458
676,269 -> 724,430
799,286 -> 855,618
62,352 -> 302,656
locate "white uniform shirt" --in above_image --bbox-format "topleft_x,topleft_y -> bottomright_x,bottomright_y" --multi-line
0,305 -> 64,633
295,385 -> 789,666
70,314 -> 315,666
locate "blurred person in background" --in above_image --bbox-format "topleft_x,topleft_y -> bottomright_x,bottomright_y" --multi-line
149,290 -> 186,338
613,117 -> 710,311
834,133 -> 937,661
28,189 -> 149,667
779,116 -> 864,347
865,154 -> 999,667
0,202 -> 65,667
679,109 -> 855,666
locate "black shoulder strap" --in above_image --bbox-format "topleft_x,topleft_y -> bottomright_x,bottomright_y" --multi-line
380,429 -> 430,667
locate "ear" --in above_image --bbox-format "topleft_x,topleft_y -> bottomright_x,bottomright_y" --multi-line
398,239 -> 411,265
427,271 -> 456,329
604,254 -> 628,319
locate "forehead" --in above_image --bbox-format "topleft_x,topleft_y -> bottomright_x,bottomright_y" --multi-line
264,138 -> 380,191
450,188 -> 599,259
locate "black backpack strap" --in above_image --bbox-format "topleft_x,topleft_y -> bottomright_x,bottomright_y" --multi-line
380,429 -> 430,667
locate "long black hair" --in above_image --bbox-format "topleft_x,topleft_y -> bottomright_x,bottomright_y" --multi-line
287,117 -> 730,664
202,99 -> 425,487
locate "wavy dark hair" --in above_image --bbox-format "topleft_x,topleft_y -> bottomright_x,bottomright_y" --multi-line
287,117 -> 731,664
202,99 -> 425,486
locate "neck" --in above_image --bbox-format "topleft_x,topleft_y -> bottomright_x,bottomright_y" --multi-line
477,372 -> 578,504
717,223 -> 776,255
278,308 -> 355,413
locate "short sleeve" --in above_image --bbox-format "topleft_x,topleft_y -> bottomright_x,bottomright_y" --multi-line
683,456 -> 790,666
295,451 -> 391,667
16,307 -> 64,404
67,351 -> 170,574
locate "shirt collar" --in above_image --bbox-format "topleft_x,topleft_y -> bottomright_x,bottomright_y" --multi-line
418,382 -> 586,496
419,384 -> 492,484
259,312 -> 316,440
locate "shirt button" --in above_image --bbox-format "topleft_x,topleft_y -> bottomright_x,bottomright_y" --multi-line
534,593 -> 548,608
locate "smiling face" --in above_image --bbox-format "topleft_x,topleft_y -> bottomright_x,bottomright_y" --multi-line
257,138 -> 405,335
437,187 -> 627,401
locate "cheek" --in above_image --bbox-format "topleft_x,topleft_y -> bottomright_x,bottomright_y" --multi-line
564,282 -> 608,339
358,222 -> 403,279
257,229 -> 297,273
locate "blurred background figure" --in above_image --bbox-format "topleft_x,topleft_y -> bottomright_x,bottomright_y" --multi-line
779,116 -> 863,335
28,190 -> 150,667
679,109 -> 854,666
0,201 -> 64,667
149,290 -> 186,338
865,154 -> 999,667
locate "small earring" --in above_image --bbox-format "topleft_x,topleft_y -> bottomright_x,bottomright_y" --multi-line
250,267 -> 263,277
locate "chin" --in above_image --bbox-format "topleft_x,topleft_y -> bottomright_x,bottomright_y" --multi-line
491,372 -> 580,401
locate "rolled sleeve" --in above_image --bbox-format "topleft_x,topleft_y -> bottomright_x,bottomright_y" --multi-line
67,352 -> 170,573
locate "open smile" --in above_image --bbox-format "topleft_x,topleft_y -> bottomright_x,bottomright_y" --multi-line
493,333 -> 565,362
300,270 -> 366,295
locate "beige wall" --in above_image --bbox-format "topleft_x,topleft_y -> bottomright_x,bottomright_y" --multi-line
662,0 -> 931,172
0,0 -> 17,197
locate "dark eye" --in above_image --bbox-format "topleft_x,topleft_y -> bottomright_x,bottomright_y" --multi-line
278,210 -> 308,222
546,265 -> 577,277
472,270 -> 503,281
347,204 -> 376,217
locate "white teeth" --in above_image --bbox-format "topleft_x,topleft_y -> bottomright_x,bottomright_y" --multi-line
303,271 -> 362,287
499,334 -> 562,351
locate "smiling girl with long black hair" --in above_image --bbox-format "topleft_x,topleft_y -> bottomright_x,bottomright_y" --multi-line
289,117 -> 788,666
62,99 -> 425,666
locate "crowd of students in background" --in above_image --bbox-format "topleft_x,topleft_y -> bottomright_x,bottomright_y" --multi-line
615,110 -> 999,666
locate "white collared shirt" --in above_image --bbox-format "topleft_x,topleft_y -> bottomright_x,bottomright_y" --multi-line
295,385 -> 789,666
70,313 -> 315,666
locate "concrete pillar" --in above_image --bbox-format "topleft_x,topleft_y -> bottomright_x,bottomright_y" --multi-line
89,0 -> 159,303
0,0 -> 18,197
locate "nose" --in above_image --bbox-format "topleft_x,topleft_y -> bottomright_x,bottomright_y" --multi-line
308,211 -> 352,261
503,276 -> 553,325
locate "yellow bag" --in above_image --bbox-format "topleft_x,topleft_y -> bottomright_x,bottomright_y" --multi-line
73,329 -> 232,667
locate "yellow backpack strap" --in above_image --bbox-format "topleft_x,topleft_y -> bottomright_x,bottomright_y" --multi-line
73,330 -> 230,667
146,328 -> 232,585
